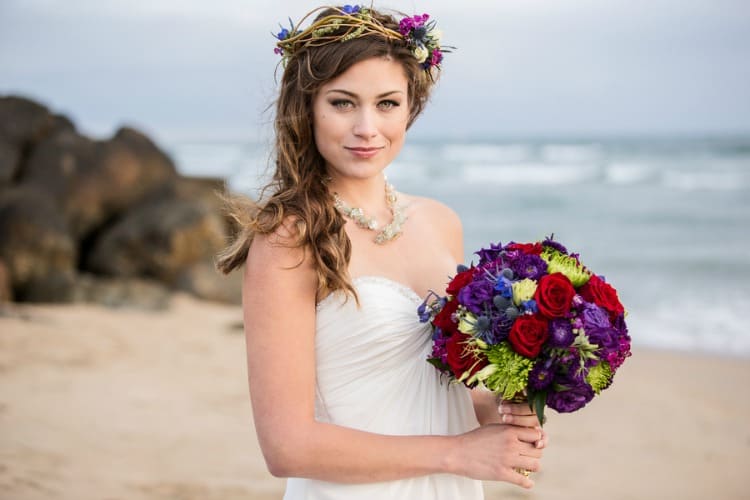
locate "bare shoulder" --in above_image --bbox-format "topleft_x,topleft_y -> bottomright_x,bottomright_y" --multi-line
400,193 -> 463,262
243,216 -> 317,302
402,193 -> 462,238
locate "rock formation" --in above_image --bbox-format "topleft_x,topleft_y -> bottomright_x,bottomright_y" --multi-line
0,95 -> 242,307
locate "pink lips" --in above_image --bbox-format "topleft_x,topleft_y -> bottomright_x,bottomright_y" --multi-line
345,146 -> 383,159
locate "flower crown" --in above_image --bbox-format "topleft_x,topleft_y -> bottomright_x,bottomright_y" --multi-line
273,5 -> 449,74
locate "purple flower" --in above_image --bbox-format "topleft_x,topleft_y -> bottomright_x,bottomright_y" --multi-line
581,302 -> 610,330
475,242 -> 504,266
458,278 -> 495,314
529,361 -> 554,390
509,253 -> 548,281
399,13 -> 430,35
548,318 -> 575,347
430,48 -> 443,66
342,4 -> 360,14
542,237 -> 568,254
547,374 -> 595,413
431,329 -> 449,364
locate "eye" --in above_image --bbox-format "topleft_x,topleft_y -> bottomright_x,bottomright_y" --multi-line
330,99 -> 354,110
378,99 -> 401,111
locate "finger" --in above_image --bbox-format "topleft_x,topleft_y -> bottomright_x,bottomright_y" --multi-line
498,402 -> 535,416
506,467 -> 535,489
533,426 -> 545,448
515,455 -> 542,474
500,414 -> 539,427
516,426 -> 543,444
519,445 -> 543,459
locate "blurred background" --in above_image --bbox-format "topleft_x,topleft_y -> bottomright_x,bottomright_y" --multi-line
1,1 -> 749,499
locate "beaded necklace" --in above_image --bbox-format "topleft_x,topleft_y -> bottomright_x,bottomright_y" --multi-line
333,179 -> 406,244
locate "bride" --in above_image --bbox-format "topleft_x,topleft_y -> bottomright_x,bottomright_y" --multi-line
217,5 -> 547,499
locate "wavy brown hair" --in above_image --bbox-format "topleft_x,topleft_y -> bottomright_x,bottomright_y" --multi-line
215,6 -> 438,301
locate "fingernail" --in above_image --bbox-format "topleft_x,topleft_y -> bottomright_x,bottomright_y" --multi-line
536,440 -> 543,449
501,414 -> 511,423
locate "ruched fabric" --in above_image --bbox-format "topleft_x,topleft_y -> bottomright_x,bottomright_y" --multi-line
284,276 -> 483,500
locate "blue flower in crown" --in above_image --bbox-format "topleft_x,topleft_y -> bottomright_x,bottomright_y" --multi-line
342,5 -> 361,14
273,18 -> 298,55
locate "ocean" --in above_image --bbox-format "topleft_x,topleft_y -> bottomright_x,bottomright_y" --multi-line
167,136 -> 750,357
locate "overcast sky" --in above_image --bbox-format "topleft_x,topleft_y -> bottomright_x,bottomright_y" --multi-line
1,0 -> 749,142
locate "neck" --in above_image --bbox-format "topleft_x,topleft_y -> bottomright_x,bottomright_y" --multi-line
328,173 -> 389,213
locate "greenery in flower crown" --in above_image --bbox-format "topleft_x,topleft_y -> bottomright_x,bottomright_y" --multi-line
273,5 -> 451,75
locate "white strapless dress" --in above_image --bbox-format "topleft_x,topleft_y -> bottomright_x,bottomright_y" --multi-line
283,276 -> 483,500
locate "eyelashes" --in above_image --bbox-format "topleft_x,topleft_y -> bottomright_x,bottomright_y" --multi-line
328,99 -> 402,111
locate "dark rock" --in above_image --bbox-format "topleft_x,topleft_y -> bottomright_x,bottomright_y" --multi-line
0,187 -> 77,302
173,259 -> 241,304
86,198 -> 227,283
19,125 -> 178,238
95,126 -> 179,212
0,136 -> 20,188
0,95 -> 57,146
72,273 -> 172,310
0,259 -> 12,302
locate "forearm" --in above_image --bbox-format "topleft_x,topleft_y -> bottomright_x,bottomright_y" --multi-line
264,420 -> 460,482
471,388 -> 501,425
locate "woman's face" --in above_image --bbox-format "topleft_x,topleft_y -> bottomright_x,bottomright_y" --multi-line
312,56 -> 410,182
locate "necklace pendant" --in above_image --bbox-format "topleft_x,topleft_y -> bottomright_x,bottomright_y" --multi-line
333,178 -> 407,245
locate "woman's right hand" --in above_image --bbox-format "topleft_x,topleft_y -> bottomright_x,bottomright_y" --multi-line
449,424 -> 543,489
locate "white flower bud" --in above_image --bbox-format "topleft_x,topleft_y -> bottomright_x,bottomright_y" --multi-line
413,45 -> 429,63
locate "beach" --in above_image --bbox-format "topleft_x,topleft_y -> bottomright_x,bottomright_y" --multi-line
1,294 -> 748,500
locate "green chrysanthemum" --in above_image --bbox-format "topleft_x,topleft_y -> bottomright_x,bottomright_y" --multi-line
585,361 -> 613,394
541,247 -> 591,288
469,342 -> 533,399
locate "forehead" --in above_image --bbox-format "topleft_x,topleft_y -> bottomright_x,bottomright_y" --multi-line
319,57 -> 409,95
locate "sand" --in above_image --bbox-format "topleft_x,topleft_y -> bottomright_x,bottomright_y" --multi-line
1,294 -> 748,500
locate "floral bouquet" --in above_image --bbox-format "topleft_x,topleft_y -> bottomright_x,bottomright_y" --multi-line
418,237 -> 631,424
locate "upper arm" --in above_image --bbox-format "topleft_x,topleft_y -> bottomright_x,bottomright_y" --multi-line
241,222 -> 318,462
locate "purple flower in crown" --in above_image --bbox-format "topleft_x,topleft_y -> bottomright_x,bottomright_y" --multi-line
430,48 -> 444,67
398,13 -> 429,36
341,4 -> 361,14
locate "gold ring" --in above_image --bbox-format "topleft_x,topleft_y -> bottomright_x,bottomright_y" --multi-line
514,467 -> 531,477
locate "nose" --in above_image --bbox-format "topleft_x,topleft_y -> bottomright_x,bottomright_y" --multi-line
352,108 -> 378,139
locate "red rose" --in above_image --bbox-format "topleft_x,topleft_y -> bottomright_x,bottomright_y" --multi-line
508,315 -> 549,358
534,272 -> 576,318
446,267 -> 475,297
507,242 -> 543,255
446,332 -> 487,379
433,298 -> 459,333
579,275 -> 624,319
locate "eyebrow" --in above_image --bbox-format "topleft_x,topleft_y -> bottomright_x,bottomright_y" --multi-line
325,89 -> 405,99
